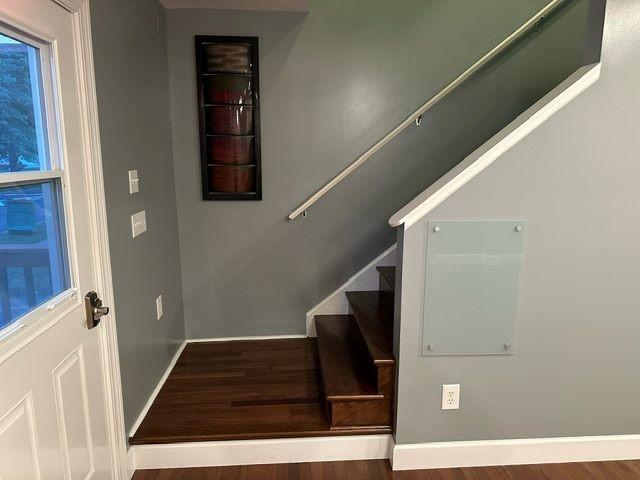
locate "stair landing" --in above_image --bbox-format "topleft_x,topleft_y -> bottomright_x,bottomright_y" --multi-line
130,338 -> 389,445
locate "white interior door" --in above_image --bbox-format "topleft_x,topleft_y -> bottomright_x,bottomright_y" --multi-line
0,1 -> 120,479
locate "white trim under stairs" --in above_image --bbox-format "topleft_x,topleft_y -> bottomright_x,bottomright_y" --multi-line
389,62 -> 602,228
305,245 -> 396,337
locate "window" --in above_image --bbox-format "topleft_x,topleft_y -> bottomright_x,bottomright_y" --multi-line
0,30 -> 70,334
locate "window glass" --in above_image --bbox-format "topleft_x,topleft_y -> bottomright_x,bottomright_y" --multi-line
0,33 -> 50,172
0,182 -> 69,330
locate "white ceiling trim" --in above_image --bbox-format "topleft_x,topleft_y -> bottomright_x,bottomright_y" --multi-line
158,0 -> 309,11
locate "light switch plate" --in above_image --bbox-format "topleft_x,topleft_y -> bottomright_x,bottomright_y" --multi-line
129,170 -> 139,194
131,210 -> 147,238
156,295 -> 163,320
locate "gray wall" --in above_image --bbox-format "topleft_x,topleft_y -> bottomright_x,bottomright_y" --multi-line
90,0 -> 185,431
167,0 -> 593,339
394,0 -> 640,444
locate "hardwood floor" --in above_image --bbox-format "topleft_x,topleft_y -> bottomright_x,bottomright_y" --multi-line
130,338 -> 388,444
132,459 -> 640,479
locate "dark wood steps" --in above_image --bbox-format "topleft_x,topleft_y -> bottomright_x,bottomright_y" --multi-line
315,315 -> 381,401
314,266 -> 397,430
345,291 -> 394,365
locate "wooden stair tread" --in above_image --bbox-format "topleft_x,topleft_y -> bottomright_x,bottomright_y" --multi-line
345,291 -> 395,365
315,315 -> 381,400
376,266 -> 396,290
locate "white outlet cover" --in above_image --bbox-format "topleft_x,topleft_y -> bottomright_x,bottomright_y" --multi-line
129,170 -> 140,194
442,384 -> 460,410
131,210 -> 147,238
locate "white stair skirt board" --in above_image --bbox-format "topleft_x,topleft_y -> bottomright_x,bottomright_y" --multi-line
306,245 -> 396,337
389,62 -> 602,229
390,435 -> 640,471
131,434 -> 392,470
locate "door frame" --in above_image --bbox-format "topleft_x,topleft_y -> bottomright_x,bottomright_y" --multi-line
16,0 -> 129,477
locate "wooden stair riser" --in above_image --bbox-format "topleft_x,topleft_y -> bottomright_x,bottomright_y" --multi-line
377,266 -> 396,294
376,364 -> 394,397
328,398 -> 391,427
346,324 -> 393,397
378,272 -> 394,293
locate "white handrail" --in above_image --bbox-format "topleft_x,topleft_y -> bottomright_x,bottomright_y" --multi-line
288,0 -> 569,220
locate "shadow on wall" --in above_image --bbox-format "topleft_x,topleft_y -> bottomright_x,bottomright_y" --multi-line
167,0 -> 594,339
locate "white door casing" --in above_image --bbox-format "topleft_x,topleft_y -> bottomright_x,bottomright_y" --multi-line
0,1 -> 126,479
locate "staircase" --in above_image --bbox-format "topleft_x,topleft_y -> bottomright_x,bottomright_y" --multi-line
314,266 -> 396,431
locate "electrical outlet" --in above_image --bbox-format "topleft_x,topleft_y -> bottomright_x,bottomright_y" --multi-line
442,384 -> 460,410
156,295 -> 163,320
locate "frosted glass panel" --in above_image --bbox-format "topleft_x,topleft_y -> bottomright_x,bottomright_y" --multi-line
422,220 -> 526,356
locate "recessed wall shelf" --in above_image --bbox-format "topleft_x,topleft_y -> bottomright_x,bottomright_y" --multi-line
195,35 -> 262,201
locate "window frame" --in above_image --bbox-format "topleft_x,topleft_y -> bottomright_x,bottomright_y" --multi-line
0,21 -> 78,342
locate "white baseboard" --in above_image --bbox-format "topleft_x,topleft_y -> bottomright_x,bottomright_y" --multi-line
391,434 -> 640,471
305,244 -> 396,337
127,340 -> 187,439
187,334 -> 307,343
132,434 -> 391,470
129,432 -> 640,471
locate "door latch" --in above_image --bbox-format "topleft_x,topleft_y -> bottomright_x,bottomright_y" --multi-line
84,291 -> 110,329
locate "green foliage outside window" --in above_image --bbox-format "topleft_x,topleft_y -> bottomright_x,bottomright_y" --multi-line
0,42 -> 39,172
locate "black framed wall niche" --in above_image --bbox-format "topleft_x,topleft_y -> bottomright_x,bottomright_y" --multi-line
195,35 -> 262,201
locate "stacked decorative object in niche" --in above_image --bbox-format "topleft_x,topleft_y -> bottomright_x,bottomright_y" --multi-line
196,36 -> 261,200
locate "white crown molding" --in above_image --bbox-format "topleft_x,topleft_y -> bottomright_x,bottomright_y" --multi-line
389,63 -> 602,229
159,0 -> 309,11
391,434 -> 640,471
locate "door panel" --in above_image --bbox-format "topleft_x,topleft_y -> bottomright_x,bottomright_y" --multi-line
52,346 -> 95,480
0,395 -> 41,480
0,1 -> 116,479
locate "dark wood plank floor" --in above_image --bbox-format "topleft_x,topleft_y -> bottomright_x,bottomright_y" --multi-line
131,338 -> 388,444
133,459 -> 640,479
